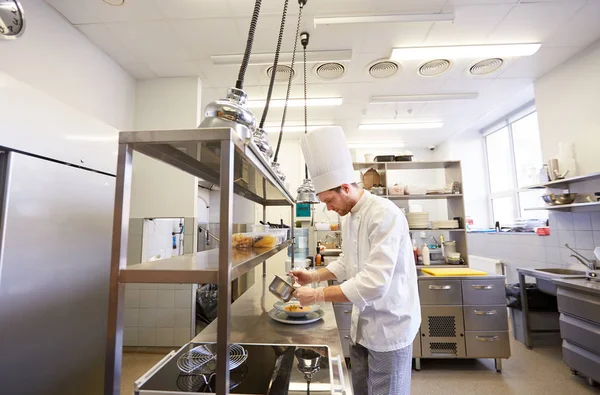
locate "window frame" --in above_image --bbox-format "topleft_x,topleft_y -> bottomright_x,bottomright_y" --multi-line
482,104 -> 543,227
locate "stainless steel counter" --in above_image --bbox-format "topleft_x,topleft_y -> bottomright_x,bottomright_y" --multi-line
553,278 -> 600,296
191,275 -> 353,394
417,271 -> 506,280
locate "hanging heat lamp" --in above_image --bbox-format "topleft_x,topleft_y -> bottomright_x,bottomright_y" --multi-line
198,0 -> 263,142
252,0 -> 294,163
295,32 -> 320,204
271,0 -> 307,183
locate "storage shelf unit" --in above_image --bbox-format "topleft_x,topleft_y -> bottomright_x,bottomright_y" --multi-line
523,172 -> 600,189
525,202 -> 600,211
355,160 -> 470,267
105,128 -> 295,395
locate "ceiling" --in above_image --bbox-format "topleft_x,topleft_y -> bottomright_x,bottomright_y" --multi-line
45,0 -> 600,148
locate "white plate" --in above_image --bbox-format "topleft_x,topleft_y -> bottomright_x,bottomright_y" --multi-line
273,301 -> 322,316
268,309 -> 324,325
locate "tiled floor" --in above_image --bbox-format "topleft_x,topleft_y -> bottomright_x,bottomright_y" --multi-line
121,335 -> 600,395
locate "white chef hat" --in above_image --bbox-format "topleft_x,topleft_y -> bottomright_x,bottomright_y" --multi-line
300,126 -> 355,194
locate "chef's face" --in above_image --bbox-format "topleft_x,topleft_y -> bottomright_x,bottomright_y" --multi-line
318,184 -> 354,216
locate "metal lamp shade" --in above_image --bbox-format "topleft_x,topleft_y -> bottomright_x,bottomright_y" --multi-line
199,87 -> 256,143
296,179 -> 320,204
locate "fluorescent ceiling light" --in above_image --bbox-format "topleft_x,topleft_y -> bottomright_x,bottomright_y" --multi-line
390,43 -> 541,60
264,125 -> 335,133
212,50 -> 352,66
314,13 -> 454,27
359,123 -> 443,131
247,98 -> 343,108
347,141 -> 406,149
370,93 -> 479,104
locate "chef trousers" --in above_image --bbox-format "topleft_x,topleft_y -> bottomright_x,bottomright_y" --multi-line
350,342 -> 413,395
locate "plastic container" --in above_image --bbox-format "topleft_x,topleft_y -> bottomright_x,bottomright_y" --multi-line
269,228 -> 289,244
252,233 -> 278,248
232,233 -> 254,249
252,224 -> 270,233
314,222 -> 330,231
422,245 -> 431,266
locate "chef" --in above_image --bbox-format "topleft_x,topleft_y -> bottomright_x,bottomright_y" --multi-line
290,126 -> 421,395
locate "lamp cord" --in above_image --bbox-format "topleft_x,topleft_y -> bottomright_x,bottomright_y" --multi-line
236,0 -> 263,90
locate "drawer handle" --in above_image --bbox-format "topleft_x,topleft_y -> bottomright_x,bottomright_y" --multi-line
472,285 -> 494,290
344,310 -> 352,315
344,335 -> 351,340
476,335 -> 499,342
429,285 -> 452,290
474,310 -> 497,316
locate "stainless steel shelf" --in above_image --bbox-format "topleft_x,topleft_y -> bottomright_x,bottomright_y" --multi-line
417,264 -> 469,269
410,228 -> 466,232
119,128 -> 294,206
523,172 -> 600,189
386,194 -> 462,200
120,240 -> 292,284
353,161 -> 461,170
524,201 -> 600,211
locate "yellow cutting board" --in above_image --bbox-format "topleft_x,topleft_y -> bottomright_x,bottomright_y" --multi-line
421,268 -> 488,276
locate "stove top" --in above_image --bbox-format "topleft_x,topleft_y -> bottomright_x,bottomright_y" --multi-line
136,343 -> 333,395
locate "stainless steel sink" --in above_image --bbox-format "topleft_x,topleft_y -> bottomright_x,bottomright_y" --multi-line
535,268 -> 586,275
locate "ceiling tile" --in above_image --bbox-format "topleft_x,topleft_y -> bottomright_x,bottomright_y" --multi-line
46,0 -> 101,24
92,0 -> 166,23
147,61 -> 202,78
170,18 -> 246,60
120,63 -> 157,79
358,23 -> 432,54
487,1 -> 587,43
107,21 -> 190,62
496,46 -> 582,79
425,4 -> 514,45
155,0 -> 233,18
445,0 -> 518,5
77,23 -> 137,63
543,2 -> 600,48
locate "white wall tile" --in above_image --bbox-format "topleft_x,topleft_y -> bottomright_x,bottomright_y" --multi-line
127,284 -> 140,290
560,248 -> 576,266
156,328 -> 174,347
138,308 -> 157,327
574,231 -> 595,250
158,284 -> 175,290
175,309 -> 192,328
522,246 -> 547,262
138,328 -> 156,346
156,309 -> 175,327
175,290 -> 192,309
157,290 -> 175,309
558,231 -> 575,248
591,212 -> 600,231
174,284 -> 192,290
548,212 -> 558,231
174,328 -> 192,346
139,283 -> 158,290
123,327 -> 137,346
124,289 -> 140,308
544,231 -> 560,248
594,231 -> 600,247
572,213 -> 592,231
139,290 -> 158,308
545,247 -> 561,264
528,235 -> 546,246
556,212 -> 574,231
124,308 -> 139,327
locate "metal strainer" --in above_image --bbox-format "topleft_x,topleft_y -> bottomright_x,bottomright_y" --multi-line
177,344 -> 248,374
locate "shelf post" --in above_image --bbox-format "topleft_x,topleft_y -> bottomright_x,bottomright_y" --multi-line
104,143 -> 133,395
216,138 -> 234,395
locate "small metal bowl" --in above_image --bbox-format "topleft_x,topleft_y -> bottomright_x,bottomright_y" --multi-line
269,275 -> 295,302
542,193 -> 578,205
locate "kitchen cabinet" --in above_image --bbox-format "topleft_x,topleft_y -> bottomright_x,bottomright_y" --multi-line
553,279 -> 600,387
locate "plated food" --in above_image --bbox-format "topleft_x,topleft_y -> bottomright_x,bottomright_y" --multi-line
274,301 -> 320,318
284,305 -> 310,313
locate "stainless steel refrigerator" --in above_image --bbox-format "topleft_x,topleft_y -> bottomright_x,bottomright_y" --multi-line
0,149 -> 115,395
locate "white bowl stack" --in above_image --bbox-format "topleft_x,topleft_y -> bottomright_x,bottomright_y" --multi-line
432,220 -> 460,229
407,212 -> 430,229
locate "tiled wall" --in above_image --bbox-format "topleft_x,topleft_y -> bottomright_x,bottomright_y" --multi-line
123,217 -> 196,347
468,211 -> 600,283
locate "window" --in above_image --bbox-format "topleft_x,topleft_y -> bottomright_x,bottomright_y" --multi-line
484,109 -> 547,227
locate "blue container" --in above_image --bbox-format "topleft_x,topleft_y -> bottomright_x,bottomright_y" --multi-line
296,203 -> 311,218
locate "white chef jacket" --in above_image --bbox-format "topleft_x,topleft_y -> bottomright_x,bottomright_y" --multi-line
326,190 -> 421,352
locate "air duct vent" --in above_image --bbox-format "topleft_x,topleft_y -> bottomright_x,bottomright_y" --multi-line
469,58 -> 504,76
266,65 -> 295,83
314,62 -> 346,80
419,59 -> 451,77
368,60 -> 400,79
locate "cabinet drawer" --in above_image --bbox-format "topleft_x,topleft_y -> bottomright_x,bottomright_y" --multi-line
557,288 -> 600,325
339,330 -> 351,359
462,279 -> 505,305
463,305 -> 508,331
465,331 -> 510,358
560,313 -> 600,355
419,279 -> 462,305
333,304 -> 352,330
563,340 -> 600,383
413,329 -> 422,358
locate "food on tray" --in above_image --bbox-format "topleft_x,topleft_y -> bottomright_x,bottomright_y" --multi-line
232,233 -> 253,249
284,304 -> 310,312
253,234 -> 278,248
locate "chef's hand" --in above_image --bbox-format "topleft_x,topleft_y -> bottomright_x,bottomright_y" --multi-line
295,287 -> 325,306
289,269 -> 320,286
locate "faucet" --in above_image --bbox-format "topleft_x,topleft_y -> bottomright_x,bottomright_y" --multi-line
565,243 -> 599,270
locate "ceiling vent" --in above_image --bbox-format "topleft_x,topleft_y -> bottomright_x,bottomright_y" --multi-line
469,58 -> 504,76
418,59 -> 452,77
314,62 -> 346,80
367,60 -> 401,79
266,65 -> 295,83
